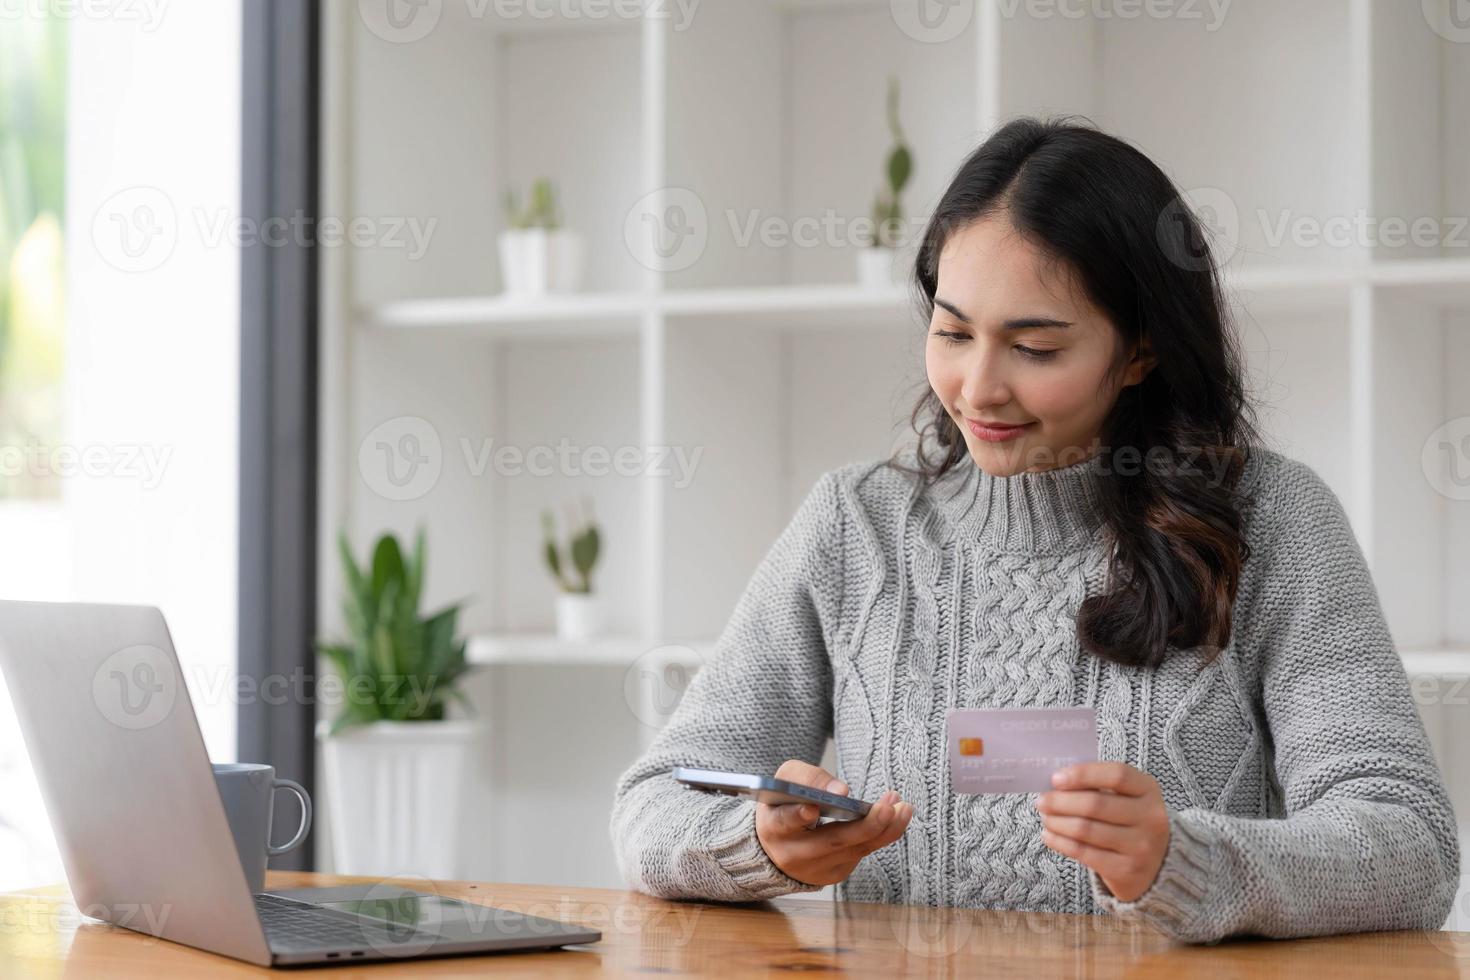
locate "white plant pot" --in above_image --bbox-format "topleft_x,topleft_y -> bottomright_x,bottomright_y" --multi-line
318,719 -> 480,878
498,228 -> 585,296
555,592 -> 605,642
856,246 -> 905,289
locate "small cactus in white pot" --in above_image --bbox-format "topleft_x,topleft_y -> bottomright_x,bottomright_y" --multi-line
856,76 -> 913,289
499,178 -> 585,296
542,498 -> 604,641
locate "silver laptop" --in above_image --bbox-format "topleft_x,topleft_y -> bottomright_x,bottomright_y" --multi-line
0,600 -> 602,967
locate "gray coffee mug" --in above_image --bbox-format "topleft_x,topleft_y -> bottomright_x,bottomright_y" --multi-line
212,763 -> 312,894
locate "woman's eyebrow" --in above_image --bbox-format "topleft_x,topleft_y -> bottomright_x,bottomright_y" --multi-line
934,297 -> 1073,330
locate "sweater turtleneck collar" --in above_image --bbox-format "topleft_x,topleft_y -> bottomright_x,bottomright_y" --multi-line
929,452 -> 1110,554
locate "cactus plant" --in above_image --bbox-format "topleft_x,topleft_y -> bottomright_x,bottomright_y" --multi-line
503,178 -> 562,231
541,498 -> 600,594
868,75 -> 912,249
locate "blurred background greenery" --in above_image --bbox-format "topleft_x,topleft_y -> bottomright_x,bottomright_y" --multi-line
0,16 -> 66,500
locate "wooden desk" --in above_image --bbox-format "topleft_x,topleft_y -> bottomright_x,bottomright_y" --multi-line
4,871 -> 1468,977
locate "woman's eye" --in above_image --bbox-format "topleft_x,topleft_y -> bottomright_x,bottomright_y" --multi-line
931,331 -> 1058,360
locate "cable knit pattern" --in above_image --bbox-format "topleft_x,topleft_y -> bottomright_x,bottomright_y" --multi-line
609,446 -> 1461,943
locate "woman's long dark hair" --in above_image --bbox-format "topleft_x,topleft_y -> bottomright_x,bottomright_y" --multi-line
893,116 -> 1260,670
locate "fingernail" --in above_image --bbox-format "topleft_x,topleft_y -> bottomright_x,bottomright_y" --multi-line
896,802 -> 911,818
1052,770 -> 1071,788
827,779 -> 846,793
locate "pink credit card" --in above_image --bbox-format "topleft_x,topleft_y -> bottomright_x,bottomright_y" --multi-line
947,707 -> 1098,794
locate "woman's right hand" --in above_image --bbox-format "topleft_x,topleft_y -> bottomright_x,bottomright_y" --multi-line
755,759 -> 914,887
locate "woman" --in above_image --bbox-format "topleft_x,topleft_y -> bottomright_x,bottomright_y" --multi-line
608,117 -> 1460,943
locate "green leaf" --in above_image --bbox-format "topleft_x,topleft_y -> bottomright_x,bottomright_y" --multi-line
316,525 -> 472,728
570,524 -> 599,591
404,526 -> 426,613
370,534 -> 406,604
888,144 -> 912,196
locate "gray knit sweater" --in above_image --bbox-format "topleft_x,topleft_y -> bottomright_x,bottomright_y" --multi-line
608,447 -> 1461,943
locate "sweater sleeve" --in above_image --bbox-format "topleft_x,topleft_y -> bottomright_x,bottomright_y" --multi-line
1090,456 -> 1461,942
608,469 -> 845,901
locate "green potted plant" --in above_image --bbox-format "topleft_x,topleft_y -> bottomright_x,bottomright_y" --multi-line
541,498 -> 603,641
315,529 -> 479,877
857,75 -> 913,289
498,177 -> 585,296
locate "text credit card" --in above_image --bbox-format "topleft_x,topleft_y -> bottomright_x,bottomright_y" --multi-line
946,706 -> 1098,794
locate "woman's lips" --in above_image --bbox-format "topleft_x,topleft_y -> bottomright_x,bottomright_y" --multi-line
965,418 -> 1033,442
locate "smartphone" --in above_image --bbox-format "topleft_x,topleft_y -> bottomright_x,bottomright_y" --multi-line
672,766 -> 872,822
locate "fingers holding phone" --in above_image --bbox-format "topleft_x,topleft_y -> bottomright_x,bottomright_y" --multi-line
755,759 -> 914,887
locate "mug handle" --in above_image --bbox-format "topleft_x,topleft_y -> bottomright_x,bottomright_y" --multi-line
267,777 -> 312,857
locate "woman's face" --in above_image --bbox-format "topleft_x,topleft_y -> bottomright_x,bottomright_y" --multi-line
925,216 -> 1154,477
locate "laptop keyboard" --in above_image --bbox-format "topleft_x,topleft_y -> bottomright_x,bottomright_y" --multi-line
255,893 -> 443,955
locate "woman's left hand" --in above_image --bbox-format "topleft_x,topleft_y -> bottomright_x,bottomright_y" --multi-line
1034,761 -> 1170,903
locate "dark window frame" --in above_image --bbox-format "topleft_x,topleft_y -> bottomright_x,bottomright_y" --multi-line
238,0 -> 320,872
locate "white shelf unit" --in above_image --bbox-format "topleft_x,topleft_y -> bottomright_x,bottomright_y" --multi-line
320,0 -> 1470,887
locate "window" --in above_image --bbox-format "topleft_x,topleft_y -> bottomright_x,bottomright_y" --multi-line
0,3 -> 241,892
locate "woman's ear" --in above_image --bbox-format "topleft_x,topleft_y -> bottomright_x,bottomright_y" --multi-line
1122,335 -> 1157,388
